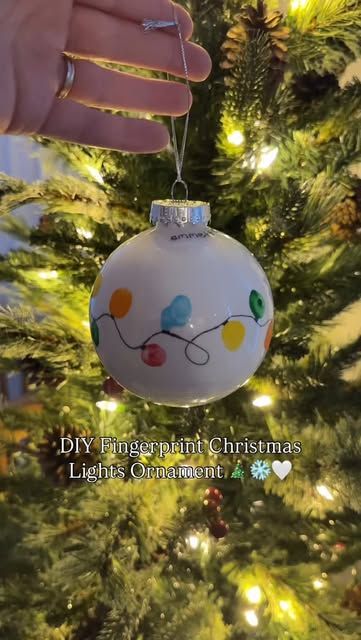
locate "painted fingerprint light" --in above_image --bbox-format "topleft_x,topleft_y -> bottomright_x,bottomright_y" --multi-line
89,285 -> 272,368
222,321 -> 246,351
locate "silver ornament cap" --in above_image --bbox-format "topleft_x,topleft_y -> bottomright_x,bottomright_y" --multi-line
150,199 -> 211,227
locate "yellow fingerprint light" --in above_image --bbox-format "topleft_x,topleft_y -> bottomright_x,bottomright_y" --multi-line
222,321 -> 246,351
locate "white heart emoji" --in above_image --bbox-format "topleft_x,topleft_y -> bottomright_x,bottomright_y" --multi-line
272,460 -> 292,480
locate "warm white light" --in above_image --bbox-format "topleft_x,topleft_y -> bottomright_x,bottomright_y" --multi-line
244,610 -> 259,627
76,227 -> 93,240
228,130 -> 244,146
86,165 -> 104,184
38,270 -> 58,280
96,400 -> 118,412
316,485 -> 334,501
186,534 -> 200,550
279,600 -> 290,612
291,0 -> 308,9
252,395 -> 272,408
245,586 -> 262,604
313,579 -> 325,591
82,320 -> 90,328
258,146 -> 278,170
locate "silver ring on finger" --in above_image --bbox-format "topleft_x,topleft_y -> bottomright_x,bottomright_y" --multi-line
57,54 -> 76,100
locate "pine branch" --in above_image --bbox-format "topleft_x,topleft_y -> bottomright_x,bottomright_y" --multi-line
0,174 -> 109,222
288,1 -> 361,75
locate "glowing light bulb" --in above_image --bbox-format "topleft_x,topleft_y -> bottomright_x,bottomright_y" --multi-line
244,610 -> 259,627
86,165 -> 104,184
96,400 -> 118,412
186,534 -> 200,550
38,270 -> 58,280
291,0 -> 308,9
227,130 -> 244,146
279,600 -> 291,612
245,586 -> 262,604
313,579 -> 325,591
76,227 -> 93,240
316,485 -> 334,501
82,320 -> 90,328
258,146 -> 278,170
252,395 -> 272,408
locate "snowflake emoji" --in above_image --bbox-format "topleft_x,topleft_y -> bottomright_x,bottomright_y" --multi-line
250,460 -> 271,481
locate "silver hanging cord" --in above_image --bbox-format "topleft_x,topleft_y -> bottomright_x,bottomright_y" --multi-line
142,4 -> 191,200
143,19 -> 178,31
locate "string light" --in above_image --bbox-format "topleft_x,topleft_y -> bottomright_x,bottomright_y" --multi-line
76,227 -> 93,240
316,485 -> 334,501
186,534 -> 200,550
313,579 -> 326,591
82,320 -> 90,328
291,0 -> 308,10
96,400 -> 118,412
252,395 -> 273,408
245,586 -> 262,604
38,270 -> 58,280
86,165 -> 104,184
279,600 -> 291,612
186,532 -> 210,555
227,130 -> 244,146
244,610 -> 259,627
257,146 -> 278,170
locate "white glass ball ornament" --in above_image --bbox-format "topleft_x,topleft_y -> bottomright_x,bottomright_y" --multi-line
89,200 -> 274,407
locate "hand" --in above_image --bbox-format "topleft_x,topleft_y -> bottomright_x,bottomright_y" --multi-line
0,0 -> 211,153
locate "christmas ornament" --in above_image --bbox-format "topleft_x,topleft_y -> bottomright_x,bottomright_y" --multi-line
89,201 -> 273,407
90,14 -> 273,407
204,487 -> 224,504
203,498 -> 221,514
209,519 -> 229,539
38,425 -> 99,486
102,376 -> 124,397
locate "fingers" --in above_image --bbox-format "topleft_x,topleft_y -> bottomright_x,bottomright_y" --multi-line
67,60 -> 192,116
76,0 -> 194,40
67,6 -> 211,82
38,100 -> 170,153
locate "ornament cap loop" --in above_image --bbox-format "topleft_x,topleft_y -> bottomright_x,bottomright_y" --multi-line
150,199 -> 211,227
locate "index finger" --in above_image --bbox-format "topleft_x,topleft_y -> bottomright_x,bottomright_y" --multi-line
76,0 -> 194,40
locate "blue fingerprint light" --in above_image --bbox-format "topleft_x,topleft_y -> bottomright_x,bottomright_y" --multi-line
161,295 -> 192,331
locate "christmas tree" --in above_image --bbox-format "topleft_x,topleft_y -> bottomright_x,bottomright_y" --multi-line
1,1 -> 361,638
